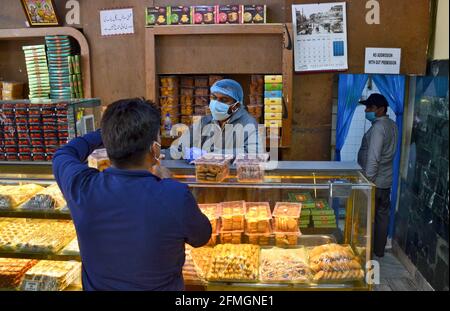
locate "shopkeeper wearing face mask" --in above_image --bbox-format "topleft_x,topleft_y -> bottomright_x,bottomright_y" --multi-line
357,93 -> 398,258
53,98 -> 211,291
178,79 -> 263,161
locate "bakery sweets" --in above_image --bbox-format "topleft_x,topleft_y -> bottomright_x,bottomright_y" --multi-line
88,149 -> 111,172
20,183 -> 66,211
245,202 -> 271,233
190,247 -> 214,280
198,204 -> 219,233
245,232 -> 272,246
272,202 -> 302,232
207,244 -> 260,282
0,184 -> 45,209
0,219 -> 76,253
220,201 -> 245,231
274,230 -> 300,246
309,244 -> 364,282
195,155 -> 231,182
219,231 -> 243,244
260,247 -> 312,283
21,260 -> 81,291
0,258 -> 38,290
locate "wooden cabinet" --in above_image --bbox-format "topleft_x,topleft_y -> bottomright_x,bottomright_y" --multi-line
0,27 -> 92,98
145,24 -> 293,148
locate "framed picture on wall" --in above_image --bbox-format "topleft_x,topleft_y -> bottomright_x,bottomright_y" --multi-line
20,0 -> 60,26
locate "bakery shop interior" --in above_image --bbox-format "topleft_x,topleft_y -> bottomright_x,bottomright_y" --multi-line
0,0 -> 448,292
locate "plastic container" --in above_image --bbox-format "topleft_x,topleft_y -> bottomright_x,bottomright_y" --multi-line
32,153 -> 46,161
219,230 -> 243,244
198,203 -> 220,233
180,88 -> 194,96
159,76 -> 179,88
272,202 -> 302,232
195,154 -> 231,183
249,95 -> 263,106
206,244 -> 259,282
163,114 -> 173,137
194,87 -> 209,96
181,105 -> 194,116
259,248 -> 312,284
235,157 -> 266,183
159,96 -> 179,107
159,87 -> 179,97
19,153 -> 32,161
194,76 -> 209,87
180,76 -> 194,87
245,230 -> 272,246
160,104 -> 180,116
6,153 -> 19,161
274,229 -> 301,246
15,118 -> 28,125
88,148 -> 110,172
194,96 -> 209,106
220,200 -> 245,231
247,104 -> 263,118
245,202 -> 272,233
180,115 -> 193,126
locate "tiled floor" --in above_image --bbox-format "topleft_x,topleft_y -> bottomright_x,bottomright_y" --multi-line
374,251 -> 422,291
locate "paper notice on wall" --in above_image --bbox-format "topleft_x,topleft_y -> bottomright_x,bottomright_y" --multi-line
365,48 -> 401,74
100,8 -> 134,36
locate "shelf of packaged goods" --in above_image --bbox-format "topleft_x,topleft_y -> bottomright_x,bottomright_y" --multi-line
0,27 -> 92,98
0,209 -> 71,220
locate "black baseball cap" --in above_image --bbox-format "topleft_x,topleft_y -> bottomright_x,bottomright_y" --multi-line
359,93 -> 389,108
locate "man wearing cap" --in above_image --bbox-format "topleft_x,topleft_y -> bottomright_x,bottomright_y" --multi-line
358,93 -> 398,258
176,79 -> 263,160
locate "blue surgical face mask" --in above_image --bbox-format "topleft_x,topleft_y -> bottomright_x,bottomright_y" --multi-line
365,112 -> 377,122
210,100 -> 234,121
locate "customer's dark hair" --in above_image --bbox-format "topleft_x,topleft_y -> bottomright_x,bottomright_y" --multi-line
101,98 -> 161,167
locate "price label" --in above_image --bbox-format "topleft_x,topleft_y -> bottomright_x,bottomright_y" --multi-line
24,281 -> 39,291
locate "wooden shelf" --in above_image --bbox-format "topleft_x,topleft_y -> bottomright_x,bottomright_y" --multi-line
145,24 -> 293,148
0,27 -> 92,98
147,23 -> 285,35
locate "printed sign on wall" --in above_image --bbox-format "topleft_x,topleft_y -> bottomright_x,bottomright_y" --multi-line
365,48 -> 401,74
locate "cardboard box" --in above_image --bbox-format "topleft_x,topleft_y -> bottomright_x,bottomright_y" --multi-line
241,5 -> 266,23
215,5 -> 241,24
146,7 -> 168,26
192,6 -> 216,24
168,6 -> 192,25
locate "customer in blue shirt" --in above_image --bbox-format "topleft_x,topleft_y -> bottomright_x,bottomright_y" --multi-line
53,98 -> 212,291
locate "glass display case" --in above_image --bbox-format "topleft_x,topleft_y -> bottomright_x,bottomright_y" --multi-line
0,160 -> 374,291
0,99 -> 101,163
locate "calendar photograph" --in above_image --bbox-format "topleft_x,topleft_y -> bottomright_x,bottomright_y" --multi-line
292,2 -> 348,72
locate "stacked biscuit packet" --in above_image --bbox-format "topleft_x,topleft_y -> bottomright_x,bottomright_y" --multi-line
45,36 -> 72,100
22,45 -> 50,99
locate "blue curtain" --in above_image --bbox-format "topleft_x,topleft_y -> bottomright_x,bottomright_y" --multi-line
335,74 -> 369,161
372,75 -> 406,238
